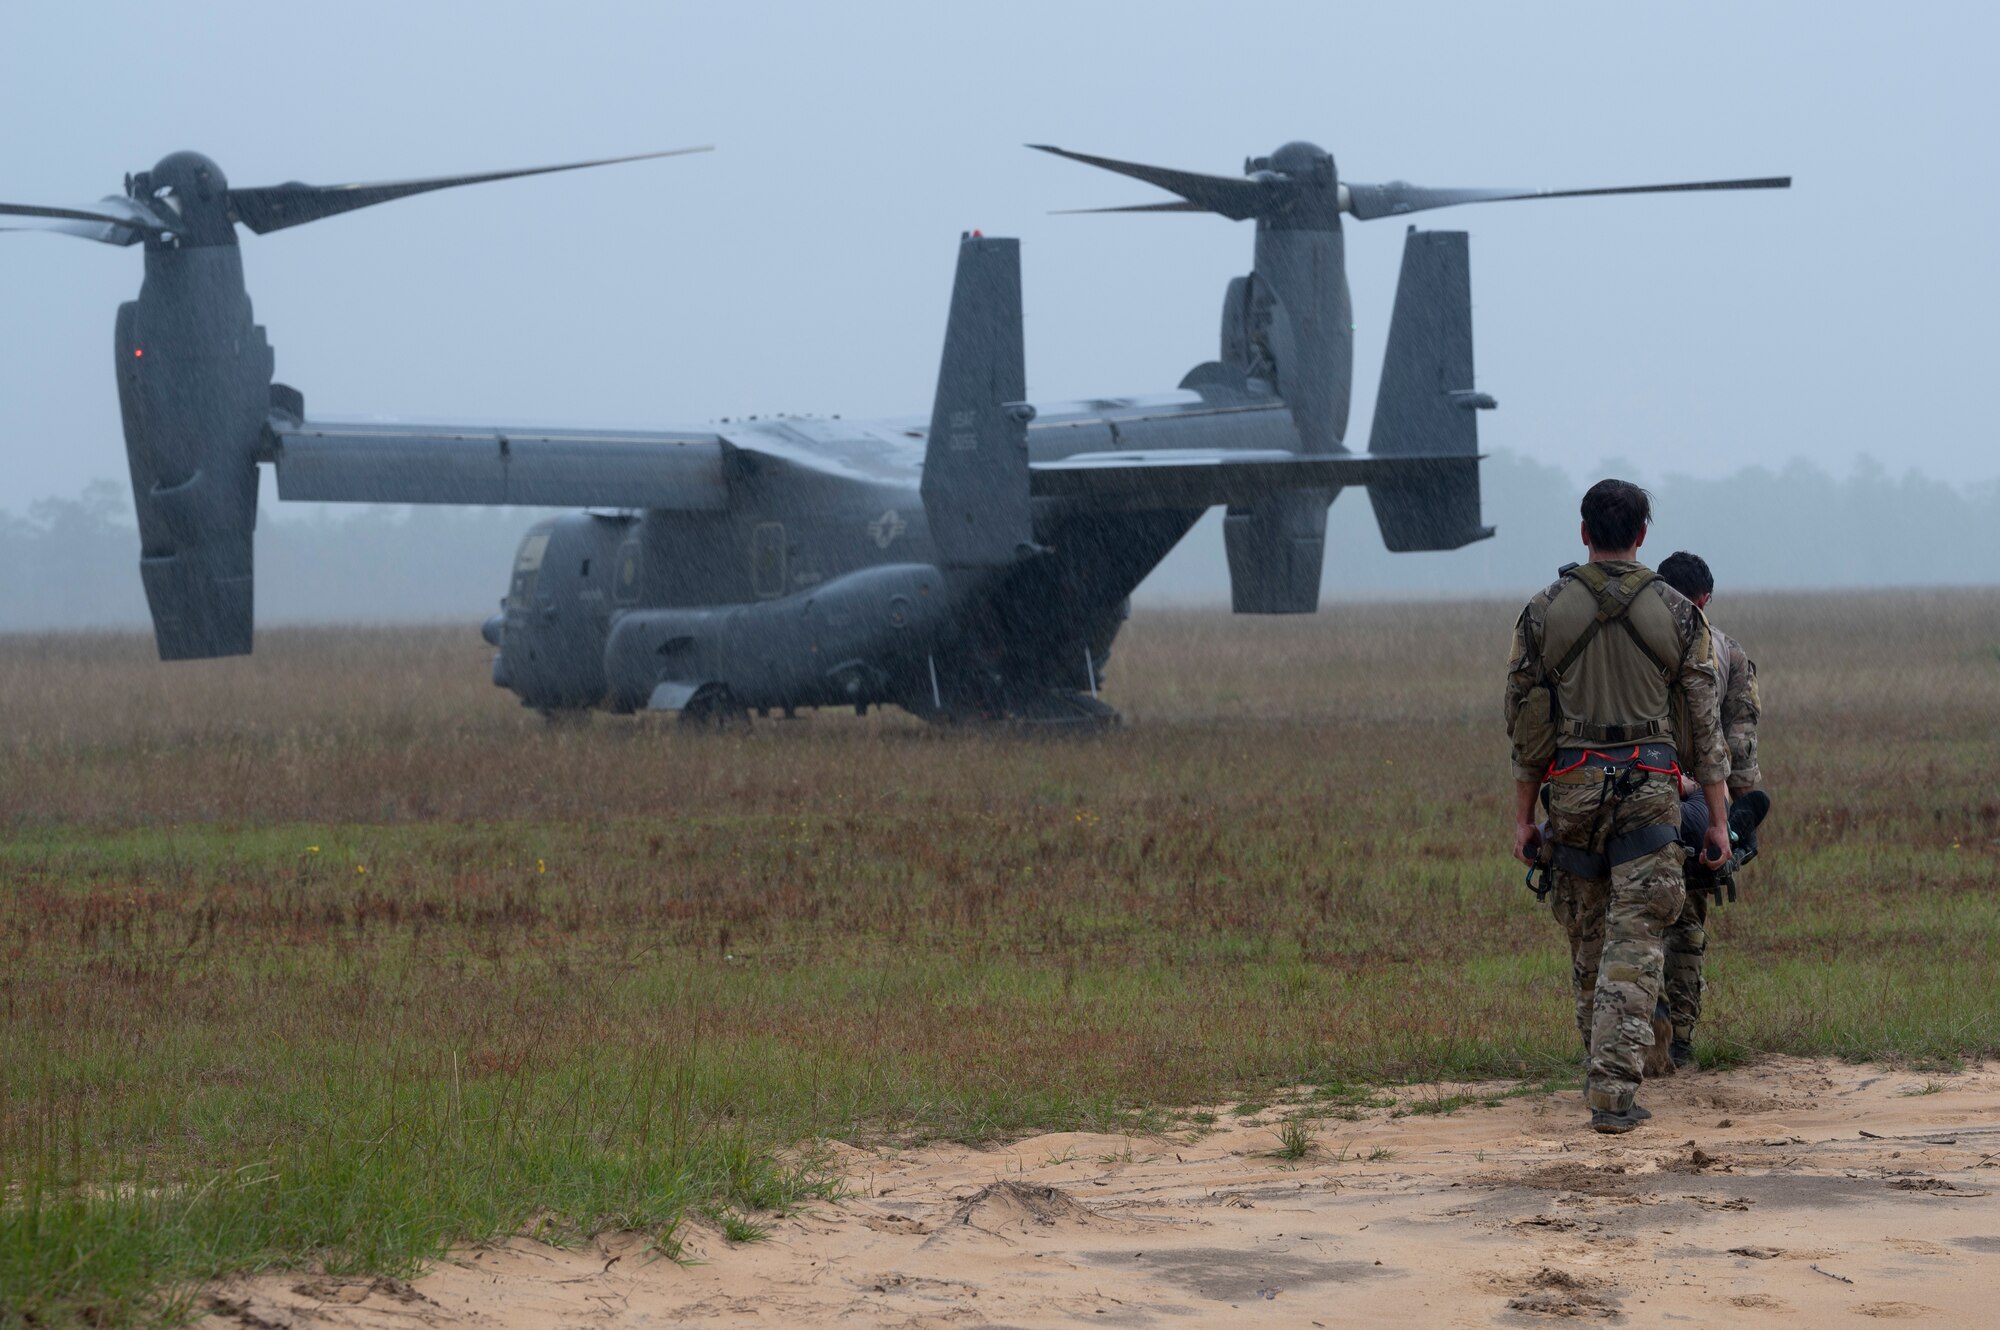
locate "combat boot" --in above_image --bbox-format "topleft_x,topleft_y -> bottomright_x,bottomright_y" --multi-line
1591,1106 -> 1648,1134
1670,1037 -> 1696,1070
1582,1076 -> 1650,1121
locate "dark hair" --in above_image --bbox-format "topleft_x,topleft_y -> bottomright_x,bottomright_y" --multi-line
1580,479 -> 1652,551
1658,550 -> 1714,600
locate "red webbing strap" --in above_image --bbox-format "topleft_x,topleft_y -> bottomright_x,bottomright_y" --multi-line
1546,746 -> 1682,780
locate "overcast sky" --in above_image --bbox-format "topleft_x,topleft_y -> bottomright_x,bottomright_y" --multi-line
3,1 -> 1994,520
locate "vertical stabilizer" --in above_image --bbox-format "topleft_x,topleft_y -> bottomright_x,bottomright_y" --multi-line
920,234 -> 1034,569
1366,229 -> 1496,551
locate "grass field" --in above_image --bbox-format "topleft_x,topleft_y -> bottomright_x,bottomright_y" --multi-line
4,593 -> 1998,1325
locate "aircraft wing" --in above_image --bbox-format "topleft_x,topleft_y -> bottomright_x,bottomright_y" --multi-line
1028,449 -> 1476,510
271,419 -> 730,509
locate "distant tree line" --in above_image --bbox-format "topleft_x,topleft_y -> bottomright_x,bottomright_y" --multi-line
0,481 -> 533,632
3,454 -> 1997,631
1148,451 -> 2000,603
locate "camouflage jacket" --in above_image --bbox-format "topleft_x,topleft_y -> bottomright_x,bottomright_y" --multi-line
1712,625 -> 1762,794
1504,560 -> 1730,787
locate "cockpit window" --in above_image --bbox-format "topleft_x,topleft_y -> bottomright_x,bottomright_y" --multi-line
508,532 -> 550,608
513,533 -> 550,573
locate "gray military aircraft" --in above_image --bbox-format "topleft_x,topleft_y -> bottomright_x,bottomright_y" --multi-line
2,142 -> 1787,725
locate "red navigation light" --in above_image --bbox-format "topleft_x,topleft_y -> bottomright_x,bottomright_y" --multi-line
133,348 -> 143,358
971,229 -> 983,237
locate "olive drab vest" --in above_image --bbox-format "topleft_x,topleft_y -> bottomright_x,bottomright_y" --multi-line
1541,563 -> 1684,747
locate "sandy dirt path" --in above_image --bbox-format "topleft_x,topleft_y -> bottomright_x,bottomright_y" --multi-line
203,1058 -> 2000,1328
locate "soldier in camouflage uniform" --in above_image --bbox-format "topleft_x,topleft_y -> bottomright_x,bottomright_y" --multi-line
1657,551 -> 1762,1069
1507,480 -> 1732,1133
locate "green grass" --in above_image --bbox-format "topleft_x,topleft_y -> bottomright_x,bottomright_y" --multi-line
1273,1117 -> 1317,1160
1400,1093 -> 1484,1117
1312,1081 -> 1397,1109
3,596 -> 1999,1324
712,1210 -> 771,1245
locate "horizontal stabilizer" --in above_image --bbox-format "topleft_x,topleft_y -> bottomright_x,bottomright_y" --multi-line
273,421 -> 729,509
1030,450 -> 1469,511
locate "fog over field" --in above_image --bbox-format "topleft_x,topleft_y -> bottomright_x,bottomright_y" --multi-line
3,451 -> 1994,632
4,6 -> 1997,596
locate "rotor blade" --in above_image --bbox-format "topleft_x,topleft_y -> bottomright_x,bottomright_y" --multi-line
1028,144 -> 1275,221
228,145 -> 713,235
1345,175 -> 1791,221
1050,200 -> 1209,215
0,197 -> 163,246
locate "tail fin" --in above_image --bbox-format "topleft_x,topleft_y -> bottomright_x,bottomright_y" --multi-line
1366,229 -> 1495,551
919,234 -> 1035,568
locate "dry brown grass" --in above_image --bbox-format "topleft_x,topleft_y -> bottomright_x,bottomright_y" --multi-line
4,592 -> 1995,837
2,593 -> 1997,1326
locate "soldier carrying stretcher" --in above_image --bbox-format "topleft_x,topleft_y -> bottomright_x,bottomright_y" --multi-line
1656,550 -> 1764,1070
1505,480 -> 1731,1134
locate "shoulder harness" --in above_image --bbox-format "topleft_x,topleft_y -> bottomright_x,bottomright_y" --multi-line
1548,564 -> 1671,680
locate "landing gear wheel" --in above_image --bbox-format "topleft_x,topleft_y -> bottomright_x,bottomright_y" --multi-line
677,685 -> 751,732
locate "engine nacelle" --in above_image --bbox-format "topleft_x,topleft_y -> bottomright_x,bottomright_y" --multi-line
115,243 -> 273,659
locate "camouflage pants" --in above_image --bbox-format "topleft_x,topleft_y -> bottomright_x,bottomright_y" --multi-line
1664,886 -> 1710,1042
1545,772 -> 1685,1112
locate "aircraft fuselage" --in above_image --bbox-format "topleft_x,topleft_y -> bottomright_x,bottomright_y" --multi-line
491,391 -> 1293,721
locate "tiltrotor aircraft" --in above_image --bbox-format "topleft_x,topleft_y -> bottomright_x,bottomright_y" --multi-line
2,143 -> 1786,725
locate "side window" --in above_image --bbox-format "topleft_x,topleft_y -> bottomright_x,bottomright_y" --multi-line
752,522 -> 786,599
614,540 -> 641,606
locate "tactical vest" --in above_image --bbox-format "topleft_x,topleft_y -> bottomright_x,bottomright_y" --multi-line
1541,562 -> 1683,747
